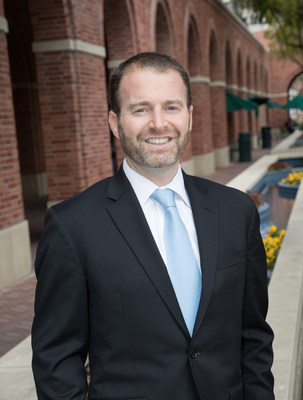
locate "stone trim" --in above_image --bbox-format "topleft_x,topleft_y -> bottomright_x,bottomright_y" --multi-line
193,152 -> 215,177
269,92 -> 288,99
181,158 -> 195,176
210,80 -> 226,88
0,220 -> 32,291
226,84 -> 238,91
0,16 -> 9,33
32,39 -> 106,58
214,146 -> 230,168
190,75 -> 211,84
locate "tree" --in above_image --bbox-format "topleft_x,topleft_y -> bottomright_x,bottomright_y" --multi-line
231,0 -> 303,69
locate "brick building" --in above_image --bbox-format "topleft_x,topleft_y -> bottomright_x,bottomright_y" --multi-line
0,0 -> 301,289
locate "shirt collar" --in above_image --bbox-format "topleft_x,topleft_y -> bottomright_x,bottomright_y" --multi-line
122,159 -> 191,208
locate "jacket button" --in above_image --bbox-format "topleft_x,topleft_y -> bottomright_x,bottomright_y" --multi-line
190,348 -> 200,359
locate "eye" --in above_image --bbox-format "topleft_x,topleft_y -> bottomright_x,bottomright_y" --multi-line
134,108 -> 149,114
166,105 -> 181,112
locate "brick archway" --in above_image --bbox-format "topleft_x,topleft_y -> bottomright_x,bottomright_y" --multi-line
5,0 -> 46,202
104,0 -> 137,168
209,28 -> 229,167
154,1 -> 174,56
236,47 -> 248,132
0,0 -> 32,289
225,40 -> 238,145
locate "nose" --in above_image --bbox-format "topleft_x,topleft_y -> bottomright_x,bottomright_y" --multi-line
149,108 -> 168,130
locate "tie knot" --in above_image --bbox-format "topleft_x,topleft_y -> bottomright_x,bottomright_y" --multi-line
151,189 -> 176,209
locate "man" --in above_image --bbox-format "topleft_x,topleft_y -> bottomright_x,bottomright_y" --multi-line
32,52 -> 274,400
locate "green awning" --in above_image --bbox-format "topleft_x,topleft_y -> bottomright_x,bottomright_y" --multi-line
282,95 -> 303,110
226,91 -> 258,112
267,100 -> 284,109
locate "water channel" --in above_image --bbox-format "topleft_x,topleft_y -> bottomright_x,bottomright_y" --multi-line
250,157 -> 303,236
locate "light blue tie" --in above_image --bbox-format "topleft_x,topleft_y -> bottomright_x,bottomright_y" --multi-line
151,189 -> 202,335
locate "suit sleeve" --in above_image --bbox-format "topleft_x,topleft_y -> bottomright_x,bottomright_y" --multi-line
241,200 -> 274,399
32,207 -> 89,400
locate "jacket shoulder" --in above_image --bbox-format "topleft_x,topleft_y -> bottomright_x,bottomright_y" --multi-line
53,177 -> 112,214
185,174 -> 253,204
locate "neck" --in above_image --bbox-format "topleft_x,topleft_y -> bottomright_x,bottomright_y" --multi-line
125,158 -> 179,187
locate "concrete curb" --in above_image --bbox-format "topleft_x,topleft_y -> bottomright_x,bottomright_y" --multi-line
0,336 -> 37,400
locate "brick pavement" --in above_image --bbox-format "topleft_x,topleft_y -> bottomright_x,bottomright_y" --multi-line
0,140 -> 280,357
0,271 -> 36,356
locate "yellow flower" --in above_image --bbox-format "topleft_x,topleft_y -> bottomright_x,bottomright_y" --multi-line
267,248 -> 275,259
268,225 -> 277,235
263,225 -> 286,271
283,171 -> 303,185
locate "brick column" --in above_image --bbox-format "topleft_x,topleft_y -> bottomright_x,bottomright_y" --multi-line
187,76 -> 215,176
0,7 -> 31,289
210,82 -> 229,168
29,0 -> 113,205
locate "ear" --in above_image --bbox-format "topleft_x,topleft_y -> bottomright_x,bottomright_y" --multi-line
188,105 -> 193,132
109,110 -> 119,139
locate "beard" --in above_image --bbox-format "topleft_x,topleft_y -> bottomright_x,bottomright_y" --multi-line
117,121 -> 191,169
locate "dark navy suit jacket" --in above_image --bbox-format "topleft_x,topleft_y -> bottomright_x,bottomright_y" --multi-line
32,167 -> 274,400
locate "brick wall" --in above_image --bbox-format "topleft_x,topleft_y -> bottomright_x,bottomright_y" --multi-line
0,3 -> 24,230
29,0 -> 112,201
3,0 -> 302,216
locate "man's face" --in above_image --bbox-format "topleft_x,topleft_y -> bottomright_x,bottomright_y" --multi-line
109,68 -> 193,179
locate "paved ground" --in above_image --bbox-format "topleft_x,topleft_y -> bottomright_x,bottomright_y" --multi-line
0,139 -> 282,358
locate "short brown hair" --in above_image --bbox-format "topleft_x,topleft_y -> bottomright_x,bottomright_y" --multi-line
108,52 -> 192,116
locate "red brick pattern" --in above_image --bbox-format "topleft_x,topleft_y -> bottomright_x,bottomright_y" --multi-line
29,0 -> 113,200
211,86 -> 228,148
0,274 -> 36,357
191,83 -> 214,155
0,20 -> 24,229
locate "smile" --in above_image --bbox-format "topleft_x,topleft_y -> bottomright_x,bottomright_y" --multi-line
146,138 -> 171,145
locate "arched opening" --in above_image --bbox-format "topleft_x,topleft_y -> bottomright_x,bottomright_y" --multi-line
187,19 -> 200,77
236,48 -> 246,132
287,72 -> 303,125
209,30 -> 219,150
246,56 -> 253,133
104,0 -> 136,170
4,0 -> 47,249
254,61 -> 258,92
225,41 -> 236,146
155,2 -> 173,56
209,29 -> 228,167
187,16 -> 207,166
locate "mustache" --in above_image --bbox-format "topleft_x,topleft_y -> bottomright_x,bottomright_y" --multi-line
138,127 -> 178,138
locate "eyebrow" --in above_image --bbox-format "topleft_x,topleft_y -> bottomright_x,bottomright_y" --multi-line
164,100 -> 185,108
127,102 -> 150,111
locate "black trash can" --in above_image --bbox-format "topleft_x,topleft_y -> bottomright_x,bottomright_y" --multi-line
238,132 -> 251,162
262,126 -> 272,148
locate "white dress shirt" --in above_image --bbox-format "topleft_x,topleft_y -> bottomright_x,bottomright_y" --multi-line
123,159 -> 201,272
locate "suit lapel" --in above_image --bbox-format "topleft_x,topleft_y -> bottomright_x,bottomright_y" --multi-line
184,174 -> 219,339
106,168 -> 189,337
